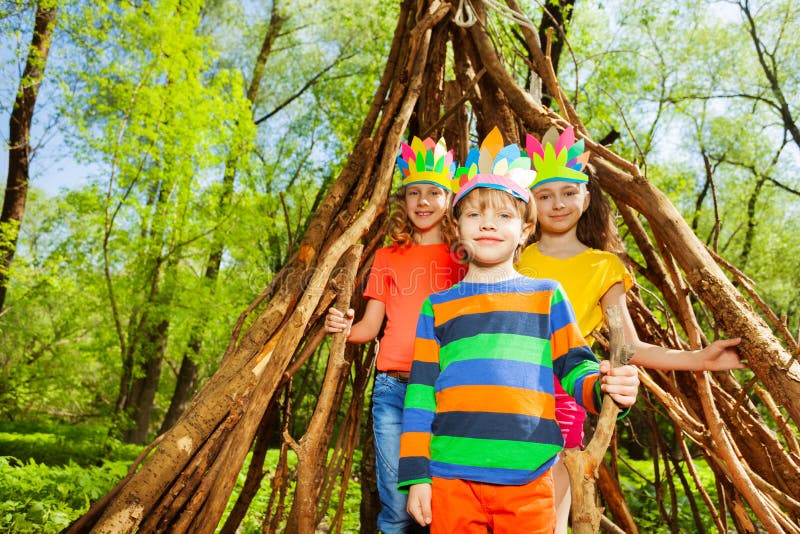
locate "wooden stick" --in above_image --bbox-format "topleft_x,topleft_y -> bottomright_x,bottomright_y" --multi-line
564,305 -> 634,533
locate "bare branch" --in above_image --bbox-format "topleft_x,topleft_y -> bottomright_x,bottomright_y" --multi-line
254,52 -> 356,125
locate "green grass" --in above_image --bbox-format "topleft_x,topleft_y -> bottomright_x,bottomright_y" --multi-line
0,423 -> 363,533
0,422 -> 141,466
0,422 -> 725,533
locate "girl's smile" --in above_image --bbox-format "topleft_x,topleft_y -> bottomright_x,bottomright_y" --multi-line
533,182 -> 589,235
404,183 -> 449,242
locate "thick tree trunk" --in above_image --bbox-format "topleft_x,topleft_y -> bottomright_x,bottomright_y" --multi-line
120,243 -> 178,443
285,245 -> 362,533
158,344 -> 199,434
536,0 -> 575,107
122,318 -> 168,444
0,3 -> 57,311
413,21 -> 447,136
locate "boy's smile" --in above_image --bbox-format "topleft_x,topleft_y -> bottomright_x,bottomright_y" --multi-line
457,194 -> 531,280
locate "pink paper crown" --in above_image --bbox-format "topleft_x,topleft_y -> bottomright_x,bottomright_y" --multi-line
452,126 -> 537,205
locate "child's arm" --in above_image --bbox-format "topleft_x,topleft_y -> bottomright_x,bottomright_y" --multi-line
550,286 -> 606,415
398,299 -> 439,498
601,283 -> 744,371
324,299 -> 386,343
407,483 -> 432,526
599,360 -> 639,407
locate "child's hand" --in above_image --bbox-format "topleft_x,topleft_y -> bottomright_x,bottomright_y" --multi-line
599,361 -> 639,408
407,483 -> 432,526
701,338 -> 745,371
324,307 -> 354,337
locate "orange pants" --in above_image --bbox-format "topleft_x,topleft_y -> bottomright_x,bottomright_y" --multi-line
430,471 -> 555,534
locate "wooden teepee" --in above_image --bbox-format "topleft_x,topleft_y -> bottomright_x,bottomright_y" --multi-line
71,1 -> 800,532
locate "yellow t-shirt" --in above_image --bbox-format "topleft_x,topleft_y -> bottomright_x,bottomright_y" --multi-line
516,243 -> 633,344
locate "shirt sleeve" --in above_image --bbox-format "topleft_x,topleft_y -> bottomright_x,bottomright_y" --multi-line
600,253 -> 634,298
363,248 -> 389,303
397,297 -> 440,491
549,284 -> 603,415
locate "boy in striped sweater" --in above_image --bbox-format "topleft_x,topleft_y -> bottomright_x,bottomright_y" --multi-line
397,128 -> 640,533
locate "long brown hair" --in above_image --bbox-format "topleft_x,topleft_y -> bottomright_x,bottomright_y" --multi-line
387,188 -> 459,248
578,178 -> 625,253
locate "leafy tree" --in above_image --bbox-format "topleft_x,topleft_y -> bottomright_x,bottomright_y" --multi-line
1,1 -> 57,311
58,0 -> 255,442
564,0 -> 800,330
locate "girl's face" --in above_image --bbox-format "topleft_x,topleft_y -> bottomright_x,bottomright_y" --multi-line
404,183 -> 448,236
532,181 -> 589,235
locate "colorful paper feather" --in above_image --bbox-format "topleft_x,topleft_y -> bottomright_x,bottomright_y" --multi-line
525,126 -> 590,189
396,136 -> 456,191
452,126 -> 536,205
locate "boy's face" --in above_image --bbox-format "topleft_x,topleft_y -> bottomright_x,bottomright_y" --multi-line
457,191 -> 532,269
404,183 -> 448,233
531,181 -> 589,235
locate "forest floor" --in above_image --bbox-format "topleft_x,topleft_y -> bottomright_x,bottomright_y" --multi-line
0,421 -> 716,533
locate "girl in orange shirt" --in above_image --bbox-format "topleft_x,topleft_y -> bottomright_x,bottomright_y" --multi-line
325,137 -> 466,533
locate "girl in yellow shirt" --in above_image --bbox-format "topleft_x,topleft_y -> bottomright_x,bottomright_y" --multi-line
516,126 -> 743,534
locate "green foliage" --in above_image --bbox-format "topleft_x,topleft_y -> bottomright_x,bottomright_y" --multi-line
617,457 -> 719,533
0,188 -> 121,419
0,456 -> 131,533
0,422 -> 140,466
0,423 -> 137,533
0,0 -> 399,433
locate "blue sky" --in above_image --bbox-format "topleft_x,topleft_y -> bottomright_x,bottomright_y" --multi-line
0,7 -> 95,199
0,127 -> 96,198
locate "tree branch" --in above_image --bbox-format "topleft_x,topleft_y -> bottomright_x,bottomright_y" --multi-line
253,52 -> 355,125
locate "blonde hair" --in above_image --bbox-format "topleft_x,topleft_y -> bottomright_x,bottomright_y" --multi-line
387,187 -> 459,248
453,188 -> 536,263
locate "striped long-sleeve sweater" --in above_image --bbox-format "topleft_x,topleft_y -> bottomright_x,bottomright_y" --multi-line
398,276 -> 603,490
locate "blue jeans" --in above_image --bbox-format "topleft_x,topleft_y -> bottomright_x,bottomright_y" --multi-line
372,373 -> 429,534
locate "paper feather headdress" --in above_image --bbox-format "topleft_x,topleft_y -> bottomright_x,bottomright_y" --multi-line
525,126 -> 590,189
452,126 -> 536,205
395,136 -> 456,191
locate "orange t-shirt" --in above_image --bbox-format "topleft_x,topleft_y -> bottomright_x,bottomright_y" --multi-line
364,243 -> 466,372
